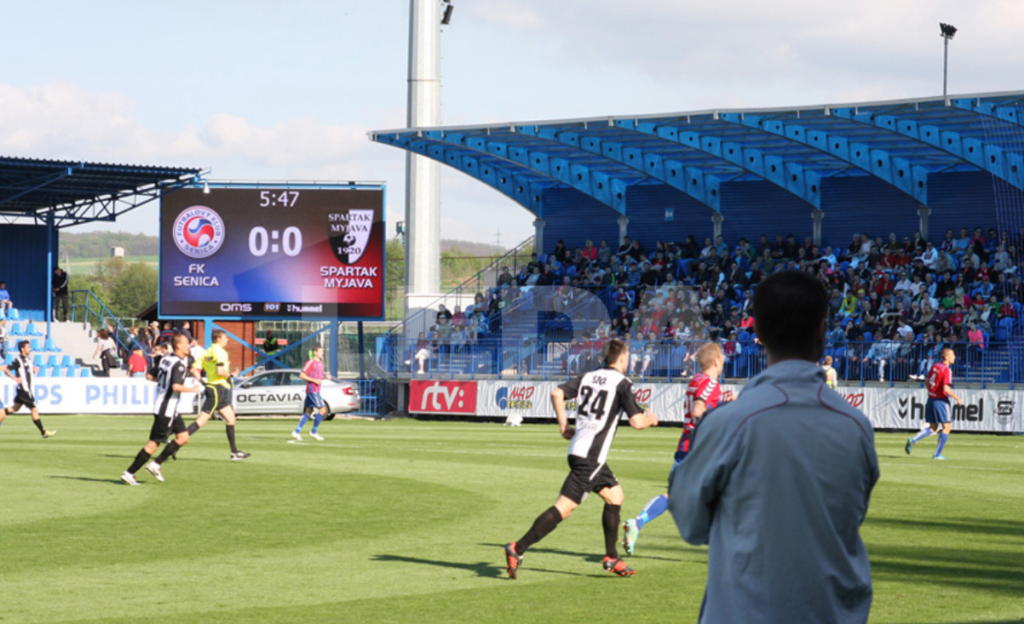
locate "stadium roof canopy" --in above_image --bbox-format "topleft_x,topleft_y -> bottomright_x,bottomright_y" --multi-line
0,156 -> 202,229
370,91 -> 1024,217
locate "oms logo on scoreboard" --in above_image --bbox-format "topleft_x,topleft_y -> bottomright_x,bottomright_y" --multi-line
159,185 -> 385,320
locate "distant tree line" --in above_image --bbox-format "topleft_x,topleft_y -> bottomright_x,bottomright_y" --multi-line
69,257 -> 157,319
61,231 -> 158,259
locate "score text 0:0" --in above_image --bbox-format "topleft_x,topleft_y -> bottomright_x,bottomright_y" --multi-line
249,226 -> 302,257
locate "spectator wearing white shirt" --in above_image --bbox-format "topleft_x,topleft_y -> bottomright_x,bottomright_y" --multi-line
920,242 -> 939,271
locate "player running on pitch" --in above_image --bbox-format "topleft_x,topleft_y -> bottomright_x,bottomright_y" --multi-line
189,330 -> 250,461
905,347 -> 962,460
121,335 -> 203,485
503,339 -> 659,579
291,344 -> 329,441
0,340 -> 56,439
622,342 -> 725,556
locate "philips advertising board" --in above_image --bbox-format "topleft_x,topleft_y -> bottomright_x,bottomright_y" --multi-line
159,185 -> 385,320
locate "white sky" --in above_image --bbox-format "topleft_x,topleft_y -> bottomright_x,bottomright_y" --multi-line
1,0 -> 1021,245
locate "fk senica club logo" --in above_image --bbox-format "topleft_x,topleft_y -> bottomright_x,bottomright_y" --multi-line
327,209 -> 374,265
173,206 -> 226,259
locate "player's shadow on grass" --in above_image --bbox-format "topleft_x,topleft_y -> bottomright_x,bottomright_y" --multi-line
100,454 -> 218,463
869,520 -> 1024,597
372,554 -> 586,579
47,475 -> 124,485
482,543 -> 680,564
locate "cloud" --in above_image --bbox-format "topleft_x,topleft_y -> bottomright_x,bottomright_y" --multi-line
460,0 -> 1024,108
0,81 -> 535,244
0,81 -> 384,171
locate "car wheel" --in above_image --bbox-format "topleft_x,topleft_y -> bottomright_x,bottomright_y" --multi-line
324,401 -> 336,421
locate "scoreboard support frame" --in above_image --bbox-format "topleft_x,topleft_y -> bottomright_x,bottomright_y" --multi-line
205,319 -> 340,377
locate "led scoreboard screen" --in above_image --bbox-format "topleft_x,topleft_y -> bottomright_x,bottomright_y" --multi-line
159,186 -> 385,319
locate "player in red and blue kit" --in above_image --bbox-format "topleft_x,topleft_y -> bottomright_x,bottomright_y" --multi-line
906,347 -> 963,460
622,342 -> 726,555
291,345 -> 329,442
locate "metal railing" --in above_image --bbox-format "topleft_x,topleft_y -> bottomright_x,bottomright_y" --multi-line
69,290 -> 145,360
386,236 -> 535,337
382,338 -> 1019,387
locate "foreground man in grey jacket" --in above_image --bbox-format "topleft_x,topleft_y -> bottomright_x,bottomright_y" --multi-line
669,271 -> 879,624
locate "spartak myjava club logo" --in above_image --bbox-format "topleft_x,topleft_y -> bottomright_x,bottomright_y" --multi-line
173,206 -> 225,259
327,208 -> 374,264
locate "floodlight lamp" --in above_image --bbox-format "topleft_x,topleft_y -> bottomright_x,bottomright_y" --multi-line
441,4 -> 454,25
939,23 -> 957,39
202,181 -> 210,194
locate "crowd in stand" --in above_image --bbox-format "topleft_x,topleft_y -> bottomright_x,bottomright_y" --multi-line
411,225 -> 1024,380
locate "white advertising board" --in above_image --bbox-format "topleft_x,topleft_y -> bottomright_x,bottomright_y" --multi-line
0,378 -> 198,415
474,380 -> 1021,433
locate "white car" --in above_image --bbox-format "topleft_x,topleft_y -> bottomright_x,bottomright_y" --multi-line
232,369 -> 361,417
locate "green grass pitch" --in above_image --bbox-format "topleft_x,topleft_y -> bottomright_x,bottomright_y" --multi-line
0,415 -> 1022,624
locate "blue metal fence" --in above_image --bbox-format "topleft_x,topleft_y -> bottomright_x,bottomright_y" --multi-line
381,337 -> 1020,388
352,379 -> 386,417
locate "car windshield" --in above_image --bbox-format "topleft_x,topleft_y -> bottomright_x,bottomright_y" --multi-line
248,374 -> 280,387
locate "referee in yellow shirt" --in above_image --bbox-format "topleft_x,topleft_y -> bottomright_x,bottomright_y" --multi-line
187,330 -> 250,461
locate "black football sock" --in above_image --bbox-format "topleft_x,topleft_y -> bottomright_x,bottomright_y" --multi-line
516,506 -> 563,554
32,418 -> 45,433
186,422 -> 200,435
603,504 -> 621,559
225,424 -> 238,453
154,441 -> 181,465
127,449 -> 152,475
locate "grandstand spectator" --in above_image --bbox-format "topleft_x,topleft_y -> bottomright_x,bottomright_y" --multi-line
436,304 -> 452,323
159,322 -> 175,345
626,239 -> 644,263
497,267 -> 514,287
94,329 -> 118,377
410,332 -> 430,374
52,267 -> 70,322
0,281 -> 12,312
128,348 -> 148,378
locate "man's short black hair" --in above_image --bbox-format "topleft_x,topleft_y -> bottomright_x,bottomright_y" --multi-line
752,271 -> 829,361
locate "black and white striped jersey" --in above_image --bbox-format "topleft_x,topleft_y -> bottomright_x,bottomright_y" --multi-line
558,367 -> 643,465
153,354 -> 188,418
9,354 -> 34,395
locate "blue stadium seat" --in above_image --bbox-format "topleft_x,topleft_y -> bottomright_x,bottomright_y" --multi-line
9,309 -> 18,320
46,355 -> 58,367
3,352 -> 12,365
51,366 -> 65,378
33,354 -> 44,367
36,366 -> 48,378
80,367 -> 93,378
25,322 -> 40,336
68,364 -> 81,377
9,322 -> 23,336
30,338 -> 42,351
61,355 -> 73,367
44,338 -> 58,351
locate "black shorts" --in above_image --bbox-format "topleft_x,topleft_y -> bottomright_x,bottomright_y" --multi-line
559,455 -> 619,504
201,385 -> 233,414
13,389 -> 36,410
149,413 -> 187,442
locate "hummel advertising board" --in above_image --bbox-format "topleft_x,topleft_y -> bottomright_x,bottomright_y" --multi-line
159,186 -> 385,319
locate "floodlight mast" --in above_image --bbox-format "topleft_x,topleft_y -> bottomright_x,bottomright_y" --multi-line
404,0 -> 444,314
940,22 -> 957,101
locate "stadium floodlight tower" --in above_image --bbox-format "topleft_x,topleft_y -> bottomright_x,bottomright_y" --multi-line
940,22 -> 957,101
403,0 -> 448,320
